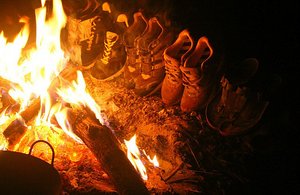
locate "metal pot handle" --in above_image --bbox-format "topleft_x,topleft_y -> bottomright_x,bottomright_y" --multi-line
28,140 -> 55,166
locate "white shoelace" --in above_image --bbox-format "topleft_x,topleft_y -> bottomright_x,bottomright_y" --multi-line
101,31 -> 118,65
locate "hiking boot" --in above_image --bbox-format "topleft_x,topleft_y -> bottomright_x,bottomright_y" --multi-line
63,3 -> 115,68
89,30 -> 126,80
133,17 -> 174,96
205,58 -> 269,136
180,36 -> 216,112
123,12 -> 148,89
161,29 -> 195,106
102,2 -> 129,31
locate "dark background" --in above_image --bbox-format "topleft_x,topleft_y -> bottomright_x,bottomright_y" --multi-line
166,1 -> 299,194
1,0 -> 299,194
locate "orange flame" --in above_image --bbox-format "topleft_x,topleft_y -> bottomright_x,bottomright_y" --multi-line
144,150 -> 159,167
0,0 -> 86,151
0,1 -> 158,181
124,134 -> 148,180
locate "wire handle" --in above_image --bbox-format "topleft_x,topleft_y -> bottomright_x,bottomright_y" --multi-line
28,140 -> 55,166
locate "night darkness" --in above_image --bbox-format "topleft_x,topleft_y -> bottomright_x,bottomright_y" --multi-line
167,0 -> 299,194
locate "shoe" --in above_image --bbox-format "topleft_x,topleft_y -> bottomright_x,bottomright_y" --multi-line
89,30 -> 126,80
79,14 -> 109,68
123,12 -> 148,89
180,36 -> 216,112
102,2 -> 129,31
205,58 -> 269,136
63,3 -> 115,68
161,29 -> 195,106
133,17 -> 174,96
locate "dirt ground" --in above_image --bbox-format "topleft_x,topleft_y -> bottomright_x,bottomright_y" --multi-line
56,71 -> 294,194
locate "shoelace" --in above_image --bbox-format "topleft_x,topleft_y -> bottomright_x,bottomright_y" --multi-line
85,17 -> 98,51
101,31 -> 118,65
165,59 -> 181,83
182,70 -> 201,90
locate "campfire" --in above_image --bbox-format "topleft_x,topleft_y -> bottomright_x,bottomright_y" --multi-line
0,0 -> 180,193
0,0 -> 277,194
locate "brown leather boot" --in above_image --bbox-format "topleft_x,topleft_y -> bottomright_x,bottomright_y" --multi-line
123,12 -> 148,89
133,17 -> 174,96
180,36 -> 215,112
206,58 -> 269,136
161,29 -> 195,106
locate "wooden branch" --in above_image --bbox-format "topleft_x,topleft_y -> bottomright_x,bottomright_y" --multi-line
0,77 -> 20,113
3,97 -> 40,146
0,77 -> 14,90
69,107 -> 149,195
2,64 -> 78,147
0,89 -> 19,114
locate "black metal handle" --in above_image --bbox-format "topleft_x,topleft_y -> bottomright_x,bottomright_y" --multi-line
28,140 -> 55,166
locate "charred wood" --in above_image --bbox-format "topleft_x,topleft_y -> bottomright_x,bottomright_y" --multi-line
69,107 -> 149,195
3,97 -> 40,146
2,64 -> 78,147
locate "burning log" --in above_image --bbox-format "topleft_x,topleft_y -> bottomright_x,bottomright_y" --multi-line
2,65 -> 78,147
0,77 -> 13,90
0,77 -> 20,113
3,98 -> 40,146
68,106 -> 149,195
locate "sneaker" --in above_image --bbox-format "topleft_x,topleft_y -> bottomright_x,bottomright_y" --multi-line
79,14 -> 109,68
180,36 -> 217,112
161,29 -> 195,106
205,58 -> 269,136
133,17 -> 174,96
89,30 -> 126,80
102,2 -> 129,32
63,2 -> 115,68
123,12 -> 148,89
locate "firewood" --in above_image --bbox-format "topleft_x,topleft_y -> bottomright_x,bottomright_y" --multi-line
2,64 -> 78,147
3,97 -> 40,146
0,89 -> 20,114
0,77 -> 14,90
68,106 -> 149,195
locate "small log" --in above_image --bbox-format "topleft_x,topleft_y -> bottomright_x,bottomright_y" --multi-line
1,77 -> 21,113
0,77 -> 14,90
69,107 -> 149,195
0,89 -> 20,114
3,64 -> 78,147
3,98 -> 40,146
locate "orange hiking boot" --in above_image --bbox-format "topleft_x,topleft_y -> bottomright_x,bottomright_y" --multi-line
123,12 -> 148,88
133,17 -> 174,96
161,29 -> 195,106
180,36 -> 216,112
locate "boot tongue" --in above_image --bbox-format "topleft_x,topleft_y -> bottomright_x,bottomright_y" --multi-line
179,34 -> 195,65
184,36 -> 212,68
164,30 -> 194,66
139,18 -> 162,51
76,0 -> 102,19
123,12 -> 147,47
